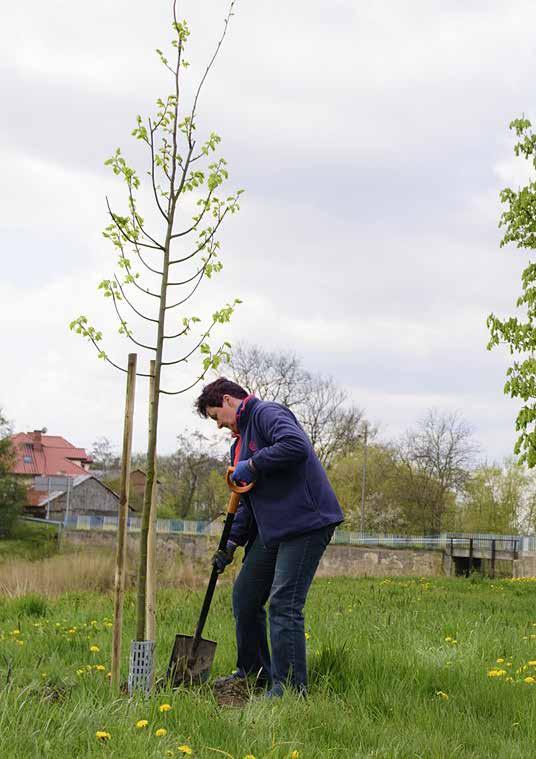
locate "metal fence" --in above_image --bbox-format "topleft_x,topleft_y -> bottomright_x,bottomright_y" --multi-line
50,514 -> 536,554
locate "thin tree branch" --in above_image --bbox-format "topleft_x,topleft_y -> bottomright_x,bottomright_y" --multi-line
166,250 -> 215,292
148,123 -> 170,222
161,320 -> 216,365
119,254 -> 161,299
106,198 -> 163,250
113,276 -> 159,323
188,0 -> 237,146
163,325 -> 189,340
133,244 -> 163,275
85,334 -> 153,377
111,293 -> 158,351
163,270 -> 205,316
169,209 -> 227,263
160,372 -> 207,395
127,184 -> 163,249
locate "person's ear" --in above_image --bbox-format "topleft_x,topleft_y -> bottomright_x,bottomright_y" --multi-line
222,394 -> 231,407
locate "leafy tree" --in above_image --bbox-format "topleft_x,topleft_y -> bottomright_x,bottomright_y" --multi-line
225,343 -> 363,467
329,442 -> 408,532
70,2 -> 242,641
0,410 -> 26,538
487,117 -> 536,467
456,459 -> 526,534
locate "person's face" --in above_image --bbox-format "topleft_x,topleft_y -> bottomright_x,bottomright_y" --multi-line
206,394 -> 240,434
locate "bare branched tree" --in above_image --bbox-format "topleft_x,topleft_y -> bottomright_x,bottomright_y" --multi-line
397,409 -> 479,532
224,343 -> 363,468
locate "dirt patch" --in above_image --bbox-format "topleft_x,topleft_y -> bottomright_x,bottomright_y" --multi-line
213,678 -> 251,707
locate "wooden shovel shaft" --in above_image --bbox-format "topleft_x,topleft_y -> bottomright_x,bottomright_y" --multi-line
190,491 -> 240,653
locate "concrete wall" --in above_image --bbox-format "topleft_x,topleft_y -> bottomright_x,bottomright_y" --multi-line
49,479 -> 119,519
63,529 -> 445,577
513,554 -> 536,578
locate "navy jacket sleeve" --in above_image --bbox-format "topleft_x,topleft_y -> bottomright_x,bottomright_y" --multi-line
228,497 -> 251,546
251,404 -> 309,472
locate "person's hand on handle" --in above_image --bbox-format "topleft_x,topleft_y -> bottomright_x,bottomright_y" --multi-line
212,540 -> 238,574
231,459 -> 256,485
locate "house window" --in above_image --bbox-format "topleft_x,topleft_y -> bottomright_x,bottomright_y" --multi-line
23,455 -> 32,464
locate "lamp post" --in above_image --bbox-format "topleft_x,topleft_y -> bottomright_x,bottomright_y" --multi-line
359,422 -> 368,534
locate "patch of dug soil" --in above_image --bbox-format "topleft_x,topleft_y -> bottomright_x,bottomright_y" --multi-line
213,678 -> 250,707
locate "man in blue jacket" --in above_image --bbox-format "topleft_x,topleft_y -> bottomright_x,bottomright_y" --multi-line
195,377 -> 344,698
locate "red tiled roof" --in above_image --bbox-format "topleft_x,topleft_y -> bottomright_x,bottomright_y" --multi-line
10,432 -> 92,477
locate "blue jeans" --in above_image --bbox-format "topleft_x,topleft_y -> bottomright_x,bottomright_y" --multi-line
232,523 -> 335,694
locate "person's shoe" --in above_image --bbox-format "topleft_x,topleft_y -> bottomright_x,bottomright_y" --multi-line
213,670 -> 247,689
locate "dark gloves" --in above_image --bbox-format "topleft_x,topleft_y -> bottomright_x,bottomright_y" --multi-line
231,459 -> 256,485
212,541 -> 238,574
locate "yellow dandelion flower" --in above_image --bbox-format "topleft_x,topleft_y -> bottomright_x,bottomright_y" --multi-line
524,676 -> 536,684
136,720 -> 149,729
244,755 -> 256,759
436,691 -> 449,700
95,664 -> 106,672
105,622 -> 113,628
16,639 -> 24,646
305,632 -> 311,640
487,669 -> 507,678
528,660 -> 536,666
95,731 -> 111,741
290,752 -> 300,759
11,630 -> 20,636
506,676 -> 514,683
178,746 -> 193,755
159,703 -> 172,712
496,658 -> 505,664
155,728 -> 167,737
444,636 -> 453,642
89,645 -> 100,653
106,672 -> 112,678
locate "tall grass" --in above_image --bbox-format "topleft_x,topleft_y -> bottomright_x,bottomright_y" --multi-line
0,549 -> 201,598
1,576 -> 536,756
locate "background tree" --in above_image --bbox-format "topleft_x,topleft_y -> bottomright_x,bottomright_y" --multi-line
0,409 -> 26,538
225,343 -> 364,467
487,117 -> 536,467
329,441 -> 407,532
158,431 -> 228,519
395,409 -> 478,533
70,2 -> 242,643
456,459 -> 526,533
89,436 -> 119,472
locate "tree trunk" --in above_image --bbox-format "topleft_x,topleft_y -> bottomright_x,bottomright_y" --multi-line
145,360 -> 158,642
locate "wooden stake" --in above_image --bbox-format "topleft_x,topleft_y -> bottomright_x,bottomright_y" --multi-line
110,353 -> 137,694
145,360 -> 158,641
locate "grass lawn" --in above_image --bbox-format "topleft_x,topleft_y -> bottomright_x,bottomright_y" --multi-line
0,575 -> 535,757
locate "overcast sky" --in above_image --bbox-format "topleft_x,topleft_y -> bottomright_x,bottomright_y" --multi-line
2,1 -> 535,461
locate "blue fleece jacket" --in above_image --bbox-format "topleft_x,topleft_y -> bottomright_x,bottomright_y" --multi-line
229,396 -> 344,547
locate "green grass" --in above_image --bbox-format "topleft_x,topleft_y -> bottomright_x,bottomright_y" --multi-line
0,576 -> 536,757
0,520 -> 60,562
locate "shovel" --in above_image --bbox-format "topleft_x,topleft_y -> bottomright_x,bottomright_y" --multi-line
166,466 -> 254,687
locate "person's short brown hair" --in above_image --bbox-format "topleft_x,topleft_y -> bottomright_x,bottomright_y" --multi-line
195,377 -> 248,418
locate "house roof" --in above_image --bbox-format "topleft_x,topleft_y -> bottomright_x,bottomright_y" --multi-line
29,474 -> 120,508
10,432 -> 92,477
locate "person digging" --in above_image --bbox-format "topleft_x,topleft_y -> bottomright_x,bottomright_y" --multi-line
195,377 -> 344,699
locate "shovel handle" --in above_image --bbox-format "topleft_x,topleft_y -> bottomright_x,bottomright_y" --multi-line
190,468 -> 254,655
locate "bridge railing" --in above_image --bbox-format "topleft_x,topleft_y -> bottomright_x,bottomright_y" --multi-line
43,515 -> 535,554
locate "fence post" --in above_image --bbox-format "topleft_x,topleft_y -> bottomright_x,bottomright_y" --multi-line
490,539 -> 496,579
468,538 -> 473,576
111,353 -> 137,695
